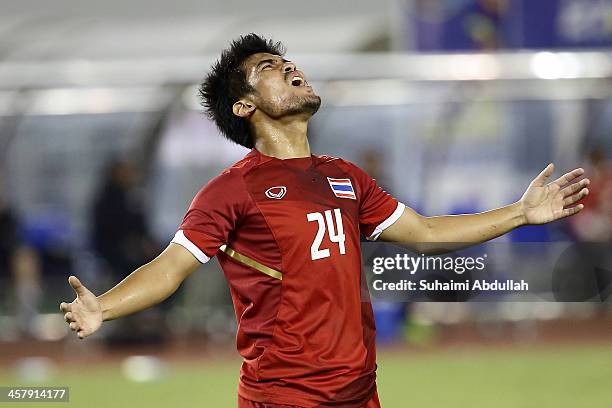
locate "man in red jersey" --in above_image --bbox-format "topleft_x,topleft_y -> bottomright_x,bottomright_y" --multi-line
60,34 -> 590,407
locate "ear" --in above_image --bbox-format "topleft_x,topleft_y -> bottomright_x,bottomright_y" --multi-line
232,99 -> 256,118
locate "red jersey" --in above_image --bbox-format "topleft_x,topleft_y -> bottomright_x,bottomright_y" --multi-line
171,149 -> 404,407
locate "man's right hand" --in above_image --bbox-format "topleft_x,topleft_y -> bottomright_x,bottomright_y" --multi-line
59,276 -> 103,339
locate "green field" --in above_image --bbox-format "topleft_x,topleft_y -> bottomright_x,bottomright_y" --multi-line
1,346 -> 611,408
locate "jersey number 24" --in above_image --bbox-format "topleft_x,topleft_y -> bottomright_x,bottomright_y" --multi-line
306,208 -> 346,260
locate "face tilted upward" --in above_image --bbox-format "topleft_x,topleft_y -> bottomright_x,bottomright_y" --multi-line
241,52 -> 321,118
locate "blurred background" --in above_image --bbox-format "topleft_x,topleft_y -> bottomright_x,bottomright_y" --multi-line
0,0 -> 611,407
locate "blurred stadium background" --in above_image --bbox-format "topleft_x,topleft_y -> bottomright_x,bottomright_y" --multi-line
1,0 -> 611,406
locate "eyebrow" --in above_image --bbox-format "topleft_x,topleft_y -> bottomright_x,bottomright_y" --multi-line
256,57 -> 291,70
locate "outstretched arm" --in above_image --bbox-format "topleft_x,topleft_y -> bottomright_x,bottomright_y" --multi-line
59,243 -> 200,339
379,164 -> 589,254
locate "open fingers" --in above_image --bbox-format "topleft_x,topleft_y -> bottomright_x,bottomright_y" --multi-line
563,188 -> 589,206
532,163 -> 554,187
553,167 -> 585,188
560,204 -> 585,219
560,178 -> 590,197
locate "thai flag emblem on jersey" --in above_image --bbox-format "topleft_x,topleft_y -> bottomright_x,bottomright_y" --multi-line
327,177 -> 356,200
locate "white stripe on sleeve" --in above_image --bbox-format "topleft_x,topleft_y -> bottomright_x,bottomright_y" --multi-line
366,202 -> 406,241
171,230 -> 210,264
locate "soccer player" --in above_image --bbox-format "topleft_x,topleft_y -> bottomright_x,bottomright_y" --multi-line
60,34 -> 590,407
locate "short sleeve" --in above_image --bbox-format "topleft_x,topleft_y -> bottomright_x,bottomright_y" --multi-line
347,162 -> 405,241
171,171 -> 247,263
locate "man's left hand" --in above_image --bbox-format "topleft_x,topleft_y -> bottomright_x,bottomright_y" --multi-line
520,163 -> 589,225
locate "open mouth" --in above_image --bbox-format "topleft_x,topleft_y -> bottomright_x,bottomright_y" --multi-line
288,73 -> 308,87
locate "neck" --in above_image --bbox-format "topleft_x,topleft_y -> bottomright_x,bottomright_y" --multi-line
252,115 -> 311,159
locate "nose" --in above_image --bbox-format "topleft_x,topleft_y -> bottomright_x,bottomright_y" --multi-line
283,61 -> 296,73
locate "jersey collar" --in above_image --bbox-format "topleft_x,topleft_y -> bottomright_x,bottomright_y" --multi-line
249,148 -> 314,170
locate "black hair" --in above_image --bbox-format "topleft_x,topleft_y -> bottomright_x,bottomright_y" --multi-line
199,33 -> 286,148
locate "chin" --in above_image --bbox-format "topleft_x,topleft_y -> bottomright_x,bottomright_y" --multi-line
295,95 -> 322,115
262,95 -> 322,118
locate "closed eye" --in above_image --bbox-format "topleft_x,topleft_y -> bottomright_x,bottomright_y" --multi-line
257,58 -> 285,71
258,61 -> 275,71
